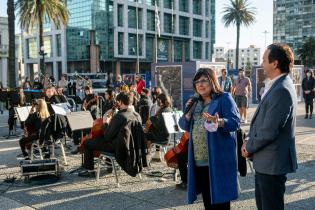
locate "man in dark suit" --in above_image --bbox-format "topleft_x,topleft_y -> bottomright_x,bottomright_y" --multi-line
242,43 -> 298,210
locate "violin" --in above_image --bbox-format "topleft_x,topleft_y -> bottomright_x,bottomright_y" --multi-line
164,132 -> 189,168
82,95 -> 98,111
79,104 -> 117,157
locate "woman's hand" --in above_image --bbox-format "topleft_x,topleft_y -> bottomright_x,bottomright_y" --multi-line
202,112 -> 219,123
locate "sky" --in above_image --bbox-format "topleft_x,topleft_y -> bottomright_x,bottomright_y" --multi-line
0,0 -> 273,51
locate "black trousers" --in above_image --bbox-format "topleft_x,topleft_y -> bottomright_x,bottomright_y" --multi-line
195,166 -> 230,210
19,134 -> 39,156
177,151 -> 188,184
83,136 -> 114,170
305,98 -> 313,115
255,172 -> 287,210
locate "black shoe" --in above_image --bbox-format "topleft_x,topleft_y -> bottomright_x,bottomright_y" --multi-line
305,114 -> 308,119
71,147 -> 79,155
310,114 -> 312,119
176,182 -> 187,190
44,153 -> 50,159
106,167 -> 113,174
78,170 -> 95,178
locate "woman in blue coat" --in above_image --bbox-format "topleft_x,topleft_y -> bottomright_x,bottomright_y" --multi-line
179,68 -> 240,209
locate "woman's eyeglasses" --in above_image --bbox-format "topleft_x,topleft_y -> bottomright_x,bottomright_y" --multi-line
194,79 -> 209,86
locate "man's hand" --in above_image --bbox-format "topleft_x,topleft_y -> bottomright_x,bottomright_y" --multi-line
103,116 -> 111,125
241,141 -> 249,158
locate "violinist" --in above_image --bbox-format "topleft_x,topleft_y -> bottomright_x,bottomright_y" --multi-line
78,92 -> 142,178
18,99 -> 50,159
82,86 -> 99,120
144,93 -> 172,147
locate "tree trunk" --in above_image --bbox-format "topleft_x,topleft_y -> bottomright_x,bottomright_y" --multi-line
38,0 -> 44,74
7,0 -> 16,89
235,22 -> 240,71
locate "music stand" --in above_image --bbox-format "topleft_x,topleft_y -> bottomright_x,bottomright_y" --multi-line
15,106 -> 32,122
66,111 -> 94,172
162,111 -> 184,181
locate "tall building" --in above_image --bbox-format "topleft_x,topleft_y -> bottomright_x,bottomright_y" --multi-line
212,45 -> 260,70
0,17 -> 8,87
273,0 -> 315,58
22,0 -> 216,79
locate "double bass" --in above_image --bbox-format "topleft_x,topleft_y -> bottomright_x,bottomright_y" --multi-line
164,131 -> 189,168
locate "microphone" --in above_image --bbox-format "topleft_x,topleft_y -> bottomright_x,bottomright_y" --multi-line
184,94 -> 199,115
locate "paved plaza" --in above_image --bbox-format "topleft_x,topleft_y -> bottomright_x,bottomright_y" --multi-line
0,103 -> 314,210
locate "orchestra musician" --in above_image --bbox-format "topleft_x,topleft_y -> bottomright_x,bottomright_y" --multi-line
78,92 -> 143,178
82,86 -> 99,120
143,93 -> 172,163
71,86 -> 99,154
18,99 -> 50,159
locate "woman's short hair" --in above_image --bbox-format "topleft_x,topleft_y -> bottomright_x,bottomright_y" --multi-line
193,68 -> 223,95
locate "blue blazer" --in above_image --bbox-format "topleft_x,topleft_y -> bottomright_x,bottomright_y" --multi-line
179,92 -> 240,204
246,74 -> 298,175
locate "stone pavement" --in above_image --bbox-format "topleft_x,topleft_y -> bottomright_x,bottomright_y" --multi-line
0,102 -> 314,210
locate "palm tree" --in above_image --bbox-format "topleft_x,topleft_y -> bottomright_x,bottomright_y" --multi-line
222,0 -> 256,71
7,0 -> 16,89
15,0 -> 69,74
298,37 -> 315,68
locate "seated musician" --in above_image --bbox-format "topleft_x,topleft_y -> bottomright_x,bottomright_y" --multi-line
82,86 -> 99,120
18,99 -> 50,159
78,92 -> 142,178
45,86 -> 68,141
136,88 -> 152,124
144,93 -> 172,147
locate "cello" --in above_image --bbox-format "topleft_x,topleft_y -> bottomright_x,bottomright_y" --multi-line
164,131 -> 189,168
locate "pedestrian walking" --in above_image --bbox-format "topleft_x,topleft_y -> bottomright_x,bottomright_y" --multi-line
302,69 -> 315,119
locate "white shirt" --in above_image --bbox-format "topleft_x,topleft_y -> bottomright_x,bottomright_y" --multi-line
261,74 -> 286,100
221,79 -> 226,91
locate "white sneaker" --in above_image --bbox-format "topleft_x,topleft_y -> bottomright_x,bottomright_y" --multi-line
244,119 -> 248,124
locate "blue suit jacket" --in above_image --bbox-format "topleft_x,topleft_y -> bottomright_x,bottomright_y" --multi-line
246,74 -> 298,175
179,92 -> 240,204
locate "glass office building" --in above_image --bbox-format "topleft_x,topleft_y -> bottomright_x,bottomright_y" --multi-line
23,0 -> 216,76
273,0 -> 315,58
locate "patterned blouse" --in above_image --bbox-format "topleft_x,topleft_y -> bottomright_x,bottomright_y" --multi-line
192,100 -> 210,166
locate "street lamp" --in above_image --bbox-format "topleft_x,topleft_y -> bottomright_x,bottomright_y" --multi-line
39,46 -> 47,74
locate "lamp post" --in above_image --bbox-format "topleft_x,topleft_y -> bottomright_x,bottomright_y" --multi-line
39,46 -> 47,74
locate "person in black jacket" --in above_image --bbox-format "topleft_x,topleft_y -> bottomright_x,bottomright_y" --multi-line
136,88 -> 152,124
302,69 -> 315,119
79,92 -> 145,177
19,99 -> 50,159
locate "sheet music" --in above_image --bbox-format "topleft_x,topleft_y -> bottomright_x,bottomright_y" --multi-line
51,103 -> 71,116
162,111 -> 184,134
15,106 -> 32,122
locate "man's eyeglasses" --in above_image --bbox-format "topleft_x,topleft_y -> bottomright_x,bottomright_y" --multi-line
194,79 -> 209,86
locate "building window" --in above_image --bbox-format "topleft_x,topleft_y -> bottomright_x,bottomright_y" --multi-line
27,38 -> 37,59
205,42 -> 209,59
193,0 -> 202,15
118,32 -> 124,55
205,0 -> 210,16
147,10 -> 155,31
146,0 -> 159,6
174,40 -> 183,62
128,33 -> 143,56
146,36 -> 153,60
44,36 -> 53,58
118,4 -> 124,27
193,19 -> 202,37
164,13 -> 173,33
179,0 -> 189,12
164,0 -> 173,9
179,16 -> 189,35
128,7 -> 142,29
128,34 -> 137,55
205,21 -> 209,38
56,34 -> 62,57
193,41 -> 202,59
